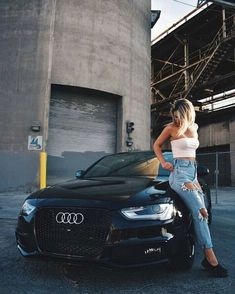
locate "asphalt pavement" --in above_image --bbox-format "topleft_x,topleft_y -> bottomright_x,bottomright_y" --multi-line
0,187 -> 234,294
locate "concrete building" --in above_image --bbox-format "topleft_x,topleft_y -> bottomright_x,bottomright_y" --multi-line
0,0 -> 151,191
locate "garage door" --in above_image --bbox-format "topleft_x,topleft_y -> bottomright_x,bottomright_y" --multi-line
46,85 -> 118,184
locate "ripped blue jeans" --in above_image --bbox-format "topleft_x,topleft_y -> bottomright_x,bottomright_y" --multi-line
169,159 -> 213,249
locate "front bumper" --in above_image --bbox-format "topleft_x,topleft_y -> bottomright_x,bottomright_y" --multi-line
15,208 -> 187,267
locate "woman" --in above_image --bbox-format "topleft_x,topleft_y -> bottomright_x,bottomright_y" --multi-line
153,98 -> 228,278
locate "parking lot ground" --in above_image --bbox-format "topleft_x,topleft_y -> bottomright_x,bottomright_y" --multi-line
0,188 -> 234,294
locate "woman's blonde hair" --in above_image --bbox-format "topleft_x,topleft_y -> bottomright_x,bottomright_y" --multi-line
170,98 -> 196,136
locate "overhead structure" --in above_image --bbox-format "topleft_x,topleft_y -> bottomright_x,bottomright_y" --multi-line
151,2 -> 235,137
198,1 -> 235,9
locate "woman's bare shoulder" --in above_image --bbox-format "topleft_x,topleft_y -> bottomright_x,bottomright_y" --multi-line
162,123 -> 175,133
165,122 -> 175,129
166,122 -> 178,133
160,123 -> 177,140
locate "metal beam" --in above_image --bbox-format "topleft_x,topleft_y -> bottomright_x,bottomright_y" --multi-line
198,1 -> 235,9
197,0 -> 207,6
152,57 -> 210,86
213,1 -> 235,9
152,58 -> 184,68
183,40 -> 190,91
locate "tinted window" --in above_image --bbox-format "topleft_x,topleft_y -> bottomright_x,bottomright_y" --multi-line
83,152 -> 158,177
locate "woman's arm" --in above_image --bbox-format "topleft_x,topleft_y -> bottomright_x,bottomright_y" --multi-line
153,125 -> 173,171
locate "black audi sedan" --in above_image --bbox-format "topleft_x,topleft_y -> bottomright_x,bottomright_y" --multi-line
16,151 -> 211,269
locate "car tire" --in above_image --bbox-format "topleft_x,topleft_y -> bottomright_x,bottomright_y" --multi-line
169,232 -> 195,271
205,186 -> 212,225
208,207 -> 212,225
198,178 -> 212,225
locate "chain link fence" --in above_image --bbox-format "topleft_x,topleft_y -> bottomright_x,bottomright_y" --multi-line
197,151 -> 235,203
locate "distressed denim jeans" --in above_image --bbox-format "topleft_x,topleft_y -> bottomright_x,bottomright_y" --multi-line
169,159 -> 213,249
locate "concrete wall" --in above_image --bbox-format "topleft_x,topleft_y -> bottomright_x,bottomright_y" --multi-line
51,0 -> 151,151
198,121 -> 230,147
0,0 -> 56,191
0,0 -> 151,191
198,120 -> 235,186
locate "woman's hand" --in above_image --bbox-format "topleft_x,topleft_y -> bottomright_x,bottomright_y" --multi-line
162,162 -> 174,171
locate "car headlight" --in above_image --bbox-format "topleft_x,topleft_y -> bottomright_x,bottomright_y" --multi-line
121,204 -> 174,220
21,201 -> 36,216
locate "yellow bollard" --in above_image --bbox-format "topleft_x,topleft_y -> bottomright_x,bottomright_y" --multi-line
40,151 -> 47,189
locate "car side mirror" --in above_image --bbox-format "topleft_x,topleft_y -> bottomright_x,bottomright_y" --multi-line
75,170 -> 85,179
197,165 -> 209,177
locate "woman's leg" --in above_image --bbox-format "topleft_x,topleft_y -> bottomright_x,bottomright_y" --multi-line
204,248 -> 218,266
171,182 -> 223,267
190,184 -> 219,265
195,188 -> 219,265
170,162 -> 228,276
171,182 -> 213,249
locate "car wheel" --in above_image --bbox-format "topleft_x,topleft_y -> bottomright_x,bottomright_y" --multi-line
202,187 -> 212,225
169,232 -> 195,271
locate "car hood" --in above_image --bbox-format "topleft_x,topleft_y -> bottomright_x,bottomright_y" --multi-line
31,177 -> 169,209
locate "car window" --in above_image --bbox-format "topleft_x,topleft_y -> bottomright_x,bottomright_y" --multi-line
83,152 -> 159,177
82,151 -> 173,178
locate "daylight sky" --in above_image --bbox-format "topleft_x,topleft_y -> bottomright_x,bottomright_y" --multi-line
151,0 -> 199,40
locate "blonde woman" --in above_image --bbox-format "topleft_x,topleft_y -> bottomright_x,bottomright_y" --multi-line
153,98 -> 228,278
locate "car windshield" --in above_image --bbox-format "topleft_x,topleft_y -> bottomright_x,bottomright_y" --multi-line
83,152 -> 160,178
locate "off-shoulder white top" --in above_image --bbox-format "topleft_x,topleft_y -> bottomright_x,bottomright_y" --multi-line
170,137 -> 199,158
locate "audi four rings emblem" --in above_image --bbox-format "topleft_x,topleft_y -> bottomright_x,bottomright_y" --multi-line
56,212 -> 84,224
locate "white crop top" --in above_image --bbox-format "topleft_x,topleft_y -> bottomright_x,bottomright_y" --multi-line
170,137 -> 199,158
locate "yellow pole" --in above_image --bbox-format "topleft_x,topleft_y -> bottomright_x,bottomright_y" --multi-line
40,151 -> 47,189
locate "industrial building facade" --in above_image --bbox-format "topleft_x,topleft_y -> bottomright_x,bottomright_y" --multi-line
151,2 -> 235,186
0,0 -> 151,191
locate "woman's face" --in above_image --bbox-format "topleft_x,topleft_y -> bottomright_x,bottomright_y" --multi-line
172,111 -> 181,126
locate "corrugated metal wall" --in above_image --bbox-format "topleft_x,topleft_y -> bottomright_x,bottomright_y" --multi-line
46,85 -> 119,184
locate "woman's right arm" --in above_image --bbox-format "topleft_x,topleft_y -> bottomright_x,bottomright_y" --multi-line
153,125 -> 173,171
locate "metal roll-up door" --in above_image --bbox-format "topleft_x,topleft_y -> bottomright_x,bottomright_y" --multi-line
47,85 -> 118,184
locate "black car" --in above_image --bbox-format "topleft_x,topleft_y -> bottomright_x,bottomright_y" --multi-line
16,151 -> 211,269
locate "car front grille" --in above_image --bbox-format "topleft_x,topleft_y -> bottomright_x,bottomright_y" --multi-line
35,207 -> 112,258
